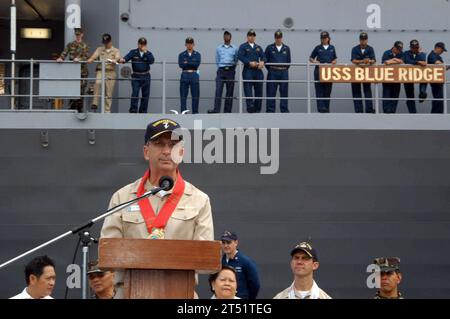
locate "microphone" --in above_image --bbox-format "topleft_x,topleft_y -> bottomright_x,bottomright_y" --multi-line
159,176 -> 174,191
140,176 -> 174,198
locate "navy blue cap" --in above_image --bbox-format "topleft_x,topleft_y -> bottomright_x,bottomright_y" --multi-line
394,41 -> 404,52
359,32 -> 368,40
275,30 -> 283,38
410,39 -> 420,48
144,119 -> 182,144
221,230 -> 238,241
102,33 -> 112,44
320,31 -> 330,39
435,42 -> 447,52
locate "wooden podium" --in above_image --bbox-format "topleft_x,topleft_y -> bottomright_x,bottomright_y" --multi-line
98,238 -> 221,299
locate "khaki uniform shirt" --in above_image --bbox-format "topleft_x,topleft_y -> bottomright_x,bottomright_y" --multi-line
100,177 -> 214,241
100,176 -> 214,298
91,46 -> 121,72
273,284 -> 332,299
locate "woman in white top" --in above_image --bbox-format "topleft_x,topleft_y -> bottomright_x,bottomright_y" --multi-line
209,265 -> 240,299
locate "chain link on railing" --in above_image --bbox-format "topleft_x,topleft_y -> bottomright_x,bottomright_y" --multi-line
0,59 -> 448,114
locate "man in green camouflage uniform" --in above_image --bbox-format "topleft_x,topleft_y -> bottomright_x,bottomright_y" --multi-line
57,28 -> 89,112
373,257 -> 404,299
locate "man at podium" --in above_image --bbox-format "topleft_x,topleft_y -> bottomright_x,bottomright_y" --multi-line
100,119 -> 214,297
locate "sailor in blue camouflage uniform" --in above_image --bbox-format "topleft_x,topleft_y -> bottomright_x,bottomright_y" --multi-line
350,32 -> 376,113
265,30 -> 291,113
427,42 -> 448,113
178,37 -> 201,114
309,31 -> 337,113
403,39 -> 427,113
238,29 -> 266,113
220,231 -> 260,299
120,37 -> 155,113
381,41 -> 404,113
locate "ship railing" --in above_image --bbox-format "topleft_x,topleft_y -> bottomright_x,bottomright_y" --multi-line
0,59 -> 448,114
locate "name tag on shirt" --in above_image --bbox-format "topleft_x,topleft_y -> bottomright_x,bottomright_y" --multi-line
128,205 -> 141,212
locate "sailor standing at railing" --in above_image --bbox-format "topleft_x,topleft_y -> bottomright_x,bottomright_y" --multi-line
427,42 -> 448,114
381,41 -> 404,114
208,31 -> 238,114
350,32 -> 376,114
119,37 -> 155,114
238,29 -> 266,113
265,30 -> 291,113
57,28 -> 89,113
403,39 -> 427,113
178,37 -> 202,114
309,31 -> 337,113
87,34 -> 121,113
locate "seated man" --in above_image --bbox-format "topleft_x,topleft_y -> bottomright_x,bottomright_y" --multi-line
87,261 -> 116,299
10,255 -> 56,299
274,242 -> 331,299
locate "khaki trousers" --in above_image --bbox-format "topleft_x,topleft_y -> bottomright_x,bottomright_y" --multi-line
93,70 -> 116,113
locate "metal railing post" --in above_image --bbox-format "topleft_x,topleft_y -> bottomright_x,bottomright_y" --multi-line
307,61 -> 311,113
238,62 -> 243,113
162,60 -> 166,114
374,83 -> 379,114
11,57 -> 15,110
29,59 -> 33,110
444,79 -> 448,114
101,60 -> 105,113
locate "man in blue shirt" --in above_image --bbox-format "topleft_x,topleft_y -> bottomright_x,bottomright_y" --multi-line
220,231 -> 260,299
208,31 -> 238,113
403,39 -> 427,113
179,37 -> 201,114
350,32 -> 376,113
427,42 -> 448,113
309,31 -> 337,113
265,30 -> 291,113
238,29 -> 266,113
120,37 -> 155,113
381,41 -> 404,113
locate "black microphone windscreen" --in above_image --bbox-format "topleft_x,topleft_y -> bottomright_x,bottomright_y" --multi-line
159,176 -> 174,191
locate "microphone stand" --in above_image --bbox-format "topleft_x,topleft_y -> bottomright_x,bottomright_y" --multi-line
0,185 -> 168,299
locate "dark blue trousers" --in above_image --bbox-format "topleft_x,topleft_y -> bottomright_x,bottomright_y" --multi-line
431,83 -> 444,113
243,68 -> 264,113
130,73 -> 150,113
213,68 -> 235,113
266,70 -> 289,113
314,67 -> 332,113
404,83 -> 427,113
382,83 -> 401,113
180,72 -> 200,114
351,83 -> 374,113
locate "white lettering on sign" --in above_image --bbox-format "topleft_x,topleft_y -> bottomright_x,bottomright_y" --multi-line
366,4 -> 381,29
